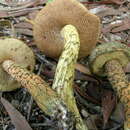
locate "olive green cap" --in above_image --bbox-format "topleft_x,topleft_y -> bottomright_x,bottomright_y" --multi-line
0,38 -> 35,91
89,42 -> 130,76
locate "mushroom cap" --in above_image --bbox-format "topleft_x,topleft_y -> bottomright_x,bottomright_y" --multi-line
33,0 -> 100,58
0,38 -> 35,91
89,42 -> 130,76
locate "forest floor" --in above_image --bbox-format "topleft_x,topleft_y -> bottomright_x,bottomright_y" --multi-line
0,0 -> 130,130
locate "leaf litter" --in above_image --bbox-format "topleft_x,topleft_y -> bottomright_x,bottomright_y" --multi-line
0,0 -> 130,129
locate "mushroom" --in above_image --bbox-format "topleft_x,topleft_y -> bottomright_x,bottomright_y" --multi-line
2,60 -> 74,130
89,42 -> 130,129
33,0 -> 100,58
2,25 -> 88,130
0,38 -> 75,129
0,38 -> 35,91
52,25 -> 87,130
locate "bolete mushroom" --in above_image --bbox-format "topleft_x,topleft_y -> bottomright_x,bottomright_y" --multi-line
2,25 -> 88,130
33,0 -> 100,58
89,42 -> 130,130
0,38 -> 75,129
0,38 -> 35,91
2,60 -> 74,130
52,25 -> 87,130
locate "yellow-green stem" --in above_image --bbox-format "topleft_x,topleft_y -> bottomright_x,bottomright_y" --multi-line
52,25 -> 88,130
105,59 -> 130,130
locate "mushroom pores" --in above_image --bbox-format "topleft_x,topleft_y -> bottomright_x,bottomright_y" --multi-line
0,38 -> 35,91
33,0 -> 100,58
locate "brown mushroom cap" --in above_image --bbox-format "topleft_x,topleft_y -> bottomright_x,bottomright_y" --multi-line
0,38 -> 35,91
33,0 -> 100,58
89,42 -> 130,76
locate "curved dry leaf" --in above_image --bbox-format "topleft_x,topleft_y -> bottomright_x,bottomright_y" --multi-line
75,63 -> 92,75
81,0 -> 126,4
109,0 -> 126,4
15,28 -> 33,36
1,97 -> 33,130
0,0 -> 37,6
112,19 -> 130,33
14,22 -> 32,29
101,90 -> 116,127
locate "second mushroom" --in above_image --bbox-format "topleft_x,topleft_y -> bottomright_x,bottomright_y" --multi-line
89,42 -> 130,130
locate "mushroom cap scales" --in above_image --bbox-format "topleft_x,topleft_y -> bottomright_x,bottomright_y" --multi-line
0,38 -> 35,91
33,0 -> 100,58
89,42 -> 130,76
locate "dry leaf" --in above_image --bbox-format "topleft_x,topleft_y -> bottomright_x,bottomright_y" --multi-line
102,21 -> 122,34
75,71 -> 98,83
75,63 -> 92,75
102,19 -> 130,34
15,28 -> 33,36
81,0 -> 126,4
86,82 -> 101,102
0,0 -> 41,7
14,22 -> 32,29
74,84 -> 100,105
28,10 -> 39,20
97,8 -> 121,18
101,90 -> 116,128
1,97 -> 33,130
0,11 -> 9,18
111,102 -> 125,124
108,0 -> 126,5
112,19 -> 130,32
81,110 -> 98,130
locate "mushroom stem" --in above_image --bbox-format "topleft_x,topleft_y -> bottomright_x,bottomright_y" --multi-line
105,59 -> 130,130
2,60 -> 74,129
52,25 -> 88,130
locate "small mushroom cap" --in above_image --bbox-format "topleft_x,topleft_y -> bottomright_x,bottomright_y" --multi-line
89,42 -> 130,76
0,38 -> 35,91
33,0 -> 100,58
